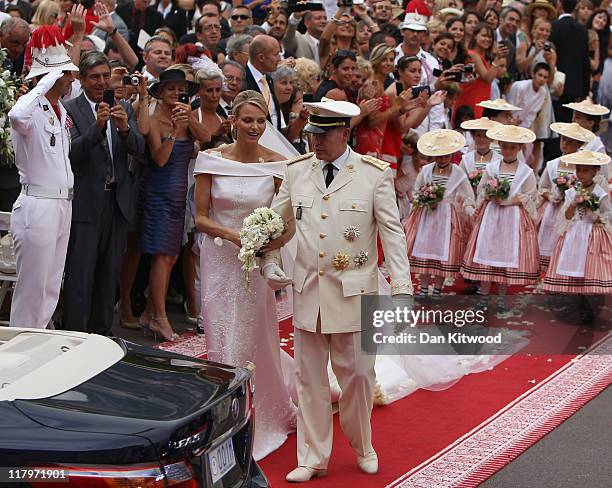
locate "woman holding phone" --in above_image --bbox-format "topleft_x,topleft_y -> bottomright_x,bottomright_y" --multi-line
136,68 -> 209,342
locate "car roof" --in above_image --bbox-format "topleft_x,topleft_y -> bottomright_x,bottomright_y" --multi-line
0,328 -> 125,402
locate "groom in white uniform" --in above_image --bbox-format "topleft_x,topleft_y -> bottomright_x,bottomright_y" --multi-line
262,99 -> 412,482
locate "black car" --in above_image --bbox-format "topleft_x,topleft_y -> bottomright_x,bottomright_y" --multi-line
0,328 -> 269,487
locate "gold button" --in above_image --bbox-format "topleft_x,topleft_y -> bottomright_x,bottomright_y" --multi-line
321,214 -> 328,219
319,270 -> 325,276
352,203 -> 357,209
323,195 -> 329,200
319,251 -> 325,258
320,233 -> 326,238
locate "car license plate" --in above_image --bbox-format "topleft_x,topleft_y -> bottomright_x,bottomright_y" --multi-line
208,437 -> 236,483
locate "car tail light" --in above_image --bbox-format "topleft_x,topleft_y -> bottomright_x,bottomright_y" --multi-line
30,461 -> 196,488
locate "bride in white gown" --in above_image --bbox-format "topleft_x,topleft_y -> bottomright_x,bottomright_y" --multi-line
193,91 -> 297,461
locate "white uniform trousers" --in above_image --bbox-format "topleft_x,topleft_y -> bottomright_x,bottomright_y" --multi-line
293,326 -> 376,469
9,194 -> 72,328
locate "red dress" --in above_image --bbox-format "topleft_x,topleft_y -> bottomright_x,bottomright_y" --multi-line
355,96 -> 391,160
453,51 -> 491,121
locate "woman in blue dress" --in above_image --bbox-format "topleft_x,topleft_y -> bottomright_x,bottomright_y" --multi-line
138,69 -> 209,341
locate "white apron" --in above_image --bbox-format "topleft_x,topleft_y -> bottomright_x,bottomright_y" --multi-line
412,164 -> 464,262
555,186 -> 606,278
474,161 -> 531,268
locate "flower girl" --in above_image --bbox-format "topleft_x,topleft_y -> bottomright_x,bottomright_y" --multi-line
459,117 -> 503,195
536,122 -> 595,270
403,129 -> 476,296
461,125 -> 540,301
543,150 -> 612,295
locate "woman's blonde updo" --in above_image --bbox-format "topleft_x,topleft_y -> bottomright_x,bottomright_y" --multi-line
232,90 -> 268,117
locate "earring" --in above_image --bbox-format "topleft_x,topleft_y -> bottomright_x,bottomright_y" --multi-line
231,126 -> 238,141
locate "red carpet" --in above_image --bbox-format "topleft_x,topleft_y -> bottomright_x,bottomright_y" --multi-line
158,281 -> 612,487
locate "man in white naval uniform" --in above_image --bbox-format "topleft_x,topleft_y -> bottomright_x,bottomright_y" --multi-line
262,99 -> 413,482
8,26 -> 79,328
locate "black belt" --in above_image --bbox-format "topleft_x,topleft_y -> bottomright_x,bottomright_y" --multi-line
104,182 -> 116,191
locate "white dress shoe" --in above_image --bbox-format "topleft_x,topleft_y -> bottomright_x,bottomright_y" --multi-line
357,452 -> 379,474
286,466 -> 328,483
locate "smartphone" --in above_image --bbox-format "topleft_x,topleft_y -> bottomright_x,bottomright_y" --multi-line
411,85 -> 431,98
178,92 -> 190,104
103,89 -> 115,108
432,68 -> 443,77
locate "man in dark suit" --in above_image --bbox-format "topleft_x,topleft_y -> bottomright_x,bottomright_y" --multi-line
0,0 -> 32,22
550,0 -> 590,123
116,0 -> 164,58
245,35 -> 282,130
62,51 -> 145,335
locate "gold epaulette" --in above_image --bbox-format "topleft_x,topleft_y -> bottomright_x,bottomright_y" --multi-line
362,155 -> 390,171
287,152 -> 314,165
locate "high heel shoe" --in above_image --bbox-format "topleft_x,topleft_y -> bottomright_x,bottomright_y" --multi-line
149,316 -> 180,343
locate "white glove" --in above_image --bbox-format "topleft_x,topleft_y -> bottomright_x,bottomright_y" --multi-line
262,263 -> 292,290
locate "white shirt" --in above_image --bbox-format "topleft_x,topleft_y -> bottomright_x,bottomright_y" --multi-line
320,146 -> 350,178
157,1 -> 173,18
142,68 -> 157,82
8,71 -> 74,189
506,79 -> 546,130
247,60 -> 265,90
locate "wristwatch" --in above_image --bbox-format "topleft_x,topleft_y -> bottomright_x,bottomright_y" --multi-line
164,134 -> 176,142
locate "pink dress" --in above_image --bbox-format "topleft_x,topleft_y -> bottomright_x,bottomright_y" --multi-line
194,151 -> 297,460
461,160 -> 540,285
404,163 -> 475,278
543,185 -> 612,294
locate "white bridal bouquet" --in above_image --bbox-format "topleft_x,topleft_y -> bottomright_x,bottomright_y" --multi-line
238,207 -> 285,290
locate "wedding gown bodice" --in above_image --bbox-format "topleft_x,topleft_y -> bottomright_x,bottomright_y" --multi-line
209,174 -> 275,229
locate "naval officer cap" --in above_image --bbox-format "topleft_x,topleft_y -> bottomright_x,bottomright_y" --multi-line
303,97 -> 361,134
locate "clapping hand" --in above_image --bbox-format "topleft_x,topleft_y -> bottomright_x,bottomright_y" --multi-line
427,90 -> 447,107
359,97 -> 382,116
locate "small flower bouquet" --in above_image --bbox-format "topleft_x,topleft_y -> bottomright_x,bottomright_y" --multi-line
554,173 -> 576,196
484,177 -> 511,200
467,167 -> 485,188
0,49 -> 19,167
412,183 -> 445,212
238,207 -> 285,290
574,187 -> 600,212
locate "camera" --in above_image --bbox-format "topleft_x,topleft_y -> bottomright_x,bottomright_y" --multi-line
543,42 -> 551,52
411,85 -> 431,98
178,92 -> 190,104
463,64 -> 474,74
432,68 -> 443,77
287,0 -> 325,13
123,75 -> 140,86
340,0 -> 353,6
103,89 -> 115,108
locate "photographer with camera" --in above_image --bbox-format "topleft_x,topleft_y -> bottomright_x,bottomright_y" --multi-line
62,51 -> 145,335
516,18 -> 557,86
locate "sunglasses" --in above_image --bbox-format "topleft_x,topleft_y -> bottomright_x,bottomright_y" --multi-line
231,14 -> 251,20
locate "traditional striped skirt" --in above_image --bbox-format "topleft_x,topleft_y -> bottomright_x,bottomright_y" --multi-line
461,206 -> 540,285
543,225 -> 612,294
404,204 -> 467,278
